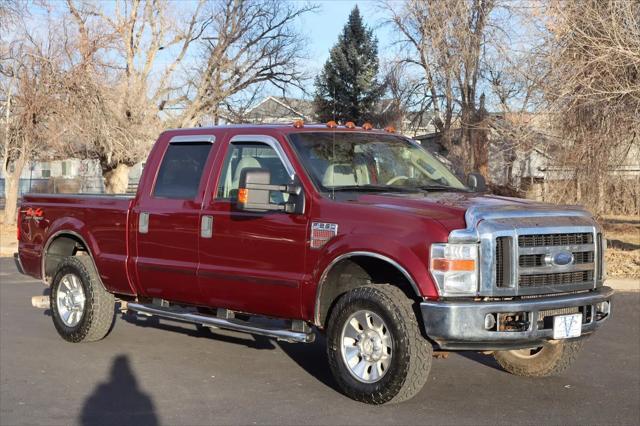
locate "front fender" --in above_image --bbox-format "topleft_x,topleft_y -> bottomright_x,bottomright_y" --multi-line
303,232 -> 441,323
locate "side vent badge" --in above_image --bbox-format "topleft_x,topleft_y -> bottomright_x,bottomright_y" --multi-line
311,222 -> 338,249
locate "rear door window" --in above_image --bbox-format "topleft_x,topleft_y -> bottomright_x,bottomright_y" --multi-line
153,143 -> 213,199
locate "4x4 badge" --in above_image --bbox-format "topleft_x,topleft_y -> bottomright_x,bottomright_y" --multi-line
24,207 -> 44,222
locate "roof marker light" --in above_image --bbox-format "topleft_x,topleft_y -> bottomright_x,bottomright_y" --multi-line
345,121 -> 356,129
292,119 -> 304,128
362,122 -> 373,130
326,120 -> 337,129
384,126 -> 396,133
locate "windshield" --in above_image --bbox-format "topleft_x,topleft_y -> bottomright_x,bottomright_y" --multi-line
288,132 -> 467,193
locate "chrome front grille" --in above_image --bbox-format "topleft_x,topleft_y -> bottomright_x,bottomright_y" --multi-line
453,205 -> 603,297
492,229 -> 600,294
519,270 -> 594,287
518,233 -> 593,247
519,251 -> 594,267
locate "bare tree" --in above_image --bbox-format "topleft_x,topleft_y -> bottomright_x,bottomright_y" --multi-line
482,4 -> 553,192
541,0 -> 640,215
175,0 -> 316,127
380,61 -> 440,136
0,0 -> 23,30
384,0 -> 495,177
59,0 -> 207,193
59,0 -> 314,192
1,29 -> 65,224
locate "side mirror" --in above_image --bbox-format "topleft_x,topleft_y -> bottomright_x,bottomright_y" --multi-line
467,172 -> 487,192
237,168 -> 304,214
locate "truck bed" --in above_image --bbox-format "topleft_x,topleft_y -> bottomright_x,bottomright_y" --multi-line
17,193 -> 136,296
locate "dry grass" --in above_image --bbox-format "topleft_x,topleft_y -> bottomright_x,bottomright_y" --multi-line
601,215 -> 640,278
0,223 -> 17,257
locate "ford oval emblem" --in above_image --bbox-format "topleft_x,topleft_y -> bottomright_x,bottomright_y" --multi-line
551,251 -> 574,266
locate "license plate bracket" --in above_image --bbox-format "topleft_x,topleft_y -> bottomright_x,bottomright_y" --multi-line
553,313 -> 582,339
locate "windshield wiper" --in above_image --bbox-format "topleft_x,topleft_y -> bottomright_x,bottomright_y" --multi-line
327,185 -> 420,193
414,185 -> 471,192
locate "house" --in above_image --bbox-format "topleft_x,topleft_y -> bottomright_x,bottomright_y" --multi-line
413,116 -> 559,192
414,112 -> 640,203
242,96 -> 315,124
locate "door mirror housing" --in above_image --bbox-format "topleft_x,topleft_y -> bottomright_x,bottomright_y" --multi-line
467,172 -> 487,192
237,168 -> 304,214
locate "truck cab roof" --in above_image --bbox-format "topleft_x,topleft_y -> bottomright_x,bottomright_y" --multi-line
162,123 -> 395,137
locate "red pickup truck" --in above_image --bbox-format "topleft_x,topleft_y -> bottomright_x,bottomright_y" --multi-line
15,124 -> 612,404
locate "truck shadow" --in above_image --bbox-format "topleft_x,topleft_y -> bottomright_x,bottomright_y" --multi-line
120,311 -> 276,350
276,335 -> 339,391
456,351 -> 504,371
121,312 -> 339,391
80,354 -> 158,426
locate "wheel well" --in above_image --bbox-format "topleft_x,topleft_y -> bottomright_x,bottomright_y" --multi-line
316,255 -> 421,328
44,235 -> 89,283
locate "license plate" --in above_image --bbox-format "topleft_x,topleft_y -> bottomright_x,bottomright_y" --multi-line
553,313 -> 582,339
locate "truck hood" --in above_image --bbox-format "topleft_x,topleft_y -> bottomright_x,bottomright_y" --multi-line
349,191 -> 560,232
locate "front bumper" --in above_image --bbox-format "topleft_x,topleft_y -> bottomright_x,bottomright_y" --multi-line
421,286 -> 614,350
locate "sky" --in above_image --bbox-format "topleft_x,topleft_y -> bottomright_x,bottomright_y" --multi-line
299,0 -> 393,74
284,0 -> 400,99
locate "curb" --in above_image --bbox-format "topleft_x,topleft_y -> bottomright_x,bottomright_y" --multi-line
606,278 -> 640,292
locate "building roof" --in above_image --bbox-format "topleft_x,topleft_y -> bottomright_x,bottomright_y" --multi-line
243,96 -> 314,122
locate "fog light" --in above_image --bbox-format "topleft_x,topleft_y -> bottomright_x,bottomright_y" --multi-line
596,301 -> 610,316
484,313 -> 496,330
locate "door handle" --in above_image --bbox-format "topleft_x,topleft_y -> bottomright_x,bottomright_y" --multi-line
139,212 -> 149,234
201,215 -> 214,238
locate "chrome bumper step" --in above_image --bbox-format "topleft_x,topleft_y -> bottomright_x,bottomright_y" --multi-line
127,302 -> 315,343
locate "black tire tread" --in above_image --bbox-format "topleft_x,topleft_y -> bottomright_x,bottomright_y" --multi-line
327,284 -> 432,404
51,256 -> 115,343
493,339 -> 584,377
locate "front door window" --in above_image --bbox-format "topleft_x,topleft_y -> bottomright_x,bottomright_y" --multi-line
216,142 -> 292,203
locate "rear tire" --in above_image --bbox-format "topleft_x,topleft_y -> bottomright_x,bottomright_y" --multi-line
51,256 -> 115,343
493,339 -> 584,377
326,284 -> 431,404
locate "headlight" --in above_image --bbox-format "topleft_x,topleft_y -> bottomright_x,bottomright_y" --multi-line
430,243 -> 479,296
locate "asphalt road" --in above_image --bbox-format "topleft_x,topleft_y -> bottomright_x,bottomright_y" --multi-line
1,258 -> 639,426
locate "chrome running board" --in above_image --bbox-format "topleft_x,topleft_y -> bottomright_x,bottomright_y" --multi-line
127,302 -> 315,343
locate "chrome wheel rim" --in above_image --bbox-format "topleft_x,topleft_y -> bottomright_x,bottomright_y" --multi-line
340,310 -> 393,383
56,273 -> 86,327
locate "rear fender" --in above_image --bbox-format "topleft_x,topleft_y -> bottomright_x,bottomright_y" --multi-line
41,217 -> 98,283
41,219 -> 121,294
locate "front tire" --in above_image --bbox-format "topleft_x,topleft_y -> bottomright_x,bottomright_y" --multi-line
493,339 -> 584,377
51,256 -> 115,343
326,284 -> 432,404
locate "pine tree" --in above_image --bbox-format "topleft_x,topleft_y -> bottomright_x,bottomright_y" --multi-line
313,6 -> 384,124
